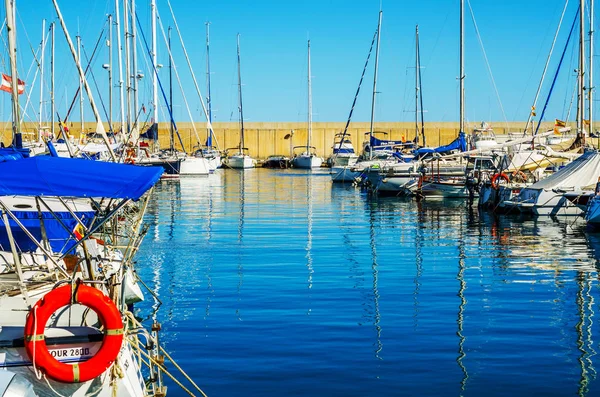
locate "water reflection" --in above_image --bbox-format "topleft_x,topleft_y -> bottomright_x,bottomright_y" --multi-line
306,175 -> 314,314
135,170 -> 600,395
236,170 -> 245,321
414,206 -> 424,330
577,273 -> 596,396
456,220 -> 468,393
367,201 -> 383,361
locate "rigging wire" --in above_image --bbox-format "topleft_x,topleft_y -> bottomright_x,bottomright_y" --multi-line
134,11 -> 186,152
535,6 -> 580,135
62,20 -> 108,124
524,0 -> 570,134
155,8 -> 203,146
334,28 -> 378,156
81,44 -> 111,128
466,0 -> 509,131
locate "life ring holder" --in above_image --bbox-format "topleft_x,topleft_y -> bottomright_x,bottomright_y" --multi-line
491,173 -> 510,190
24,283 -> 124,383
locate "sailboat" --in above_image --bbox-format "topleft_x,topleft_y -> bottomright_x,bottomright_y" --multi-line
199,22 -> 222,171
224,34 -> 256,169
330,11 -> 396,182
508,0 -> 599,216
0,3 -> 176,395
136,15 -> 210,177
292,40 -> 324,169
327,132 -> 358,167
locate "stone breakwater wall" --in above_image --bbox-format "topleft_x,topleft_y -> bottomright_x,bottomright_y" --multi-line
3,121 -> 563,158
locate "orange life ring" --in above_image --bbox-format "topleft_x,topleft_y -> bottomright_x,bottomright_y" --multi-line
491,173 -> 510,190
125,148 -> 136,164
24,284 -> 124,383
511,170 -> 527,183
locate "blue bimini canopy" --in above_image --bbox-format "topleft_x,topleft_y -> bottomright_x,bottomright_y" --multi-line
0,210 -> 95,253
414,132 -> 467,157
0,157 -> 163,200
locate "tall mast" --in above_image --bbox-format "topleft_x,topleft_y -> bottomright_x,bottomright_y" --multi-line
51,22 -> 55,139
123,0 -> 132,135
307,39 -> 312,152
417,25 -> 426,146
369,10 -> 382,160
151,0 -> 158,125
206,22 -> 212,147
589,0 -> 594,137
51,0 -> 116,161
237,33 -> 245,152
578,0 -> 585,143
77,35 -> 84,133
459,0 -> 465,134
415,25 -> 419,144
108,14 -> 113,130
130,0 -> 139,140
38,19 -> 46,141
115,0 -> 125,134
168,27 -> 174,151
5,0 -> 20,137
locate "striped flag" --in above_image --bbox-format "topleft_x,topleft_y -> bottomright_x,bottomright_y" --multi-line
0,73 -> 25,95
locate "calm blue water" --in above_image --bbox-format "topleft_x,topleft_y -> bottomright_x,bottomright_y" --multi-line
136,168 -> 600,397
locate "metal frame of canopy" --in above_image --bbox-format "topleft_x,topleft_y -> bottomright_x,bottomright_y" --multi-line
0,157 -> 161,310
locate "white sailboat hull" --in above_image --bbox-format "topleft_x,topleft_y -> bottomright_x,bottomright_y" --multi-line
180,156 -> 210,176
292,154 -> 323,169
329,153 -> 359,167
516,189 -> 585,216
226,154 -> 256,169
419,180 -> 470,198
586,196 -> 600,225
0,341 -> 145,397
330,166 -> 362,183
206,155 -> 222,172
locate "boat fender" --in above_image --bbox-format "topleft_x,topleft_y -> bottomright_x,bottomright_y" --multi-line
24,283 -> 124,383
491,173 -> 510,190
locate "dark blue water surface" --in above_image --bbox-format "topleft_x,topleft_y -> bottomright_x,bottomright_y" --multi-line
136,168 -> 600,397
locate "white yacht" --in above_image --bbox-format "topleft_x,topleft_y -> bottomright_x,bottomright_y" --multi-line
292,40 -> 323,170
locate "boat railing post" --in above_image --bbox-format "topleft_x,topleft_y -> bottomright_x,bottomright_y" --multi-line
1,209 -> 33,307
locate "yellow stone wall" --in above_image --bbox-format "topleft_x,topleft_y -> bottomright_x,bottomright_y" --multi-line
2,121 -> 567,159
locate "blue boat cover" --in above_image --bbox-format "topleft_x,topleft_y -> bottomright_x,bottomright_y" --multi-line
0,210 -> 95,253
0,148 -> 26,162
333,148 -> 355,154
47,141 -> 59,157
414,132 -> 467,157
0,157 -> 163,200
368,136 -> 405,151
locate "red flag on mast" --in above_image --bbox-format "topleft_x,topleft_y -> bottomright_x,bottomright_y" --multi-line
0,73 -> 25,95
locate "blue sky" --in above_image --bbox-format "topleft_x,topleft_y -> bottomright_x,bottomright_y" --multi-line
1,0 -> 591,127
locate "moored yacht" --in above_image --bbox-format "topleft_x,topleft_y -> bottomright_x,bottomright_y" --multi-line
225,34 -> 256,170
292,40 -> 324,170
328,133 -> 359,167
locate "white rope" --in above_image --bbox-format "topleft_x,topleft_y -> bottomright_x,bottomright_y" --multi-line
43,374 -> 69,397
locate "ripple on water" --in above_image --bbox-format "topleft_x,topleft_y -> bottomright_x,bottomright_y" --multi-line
136,169 -> 600,397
